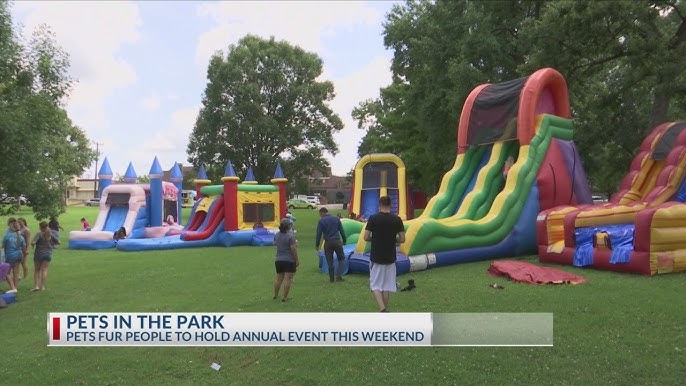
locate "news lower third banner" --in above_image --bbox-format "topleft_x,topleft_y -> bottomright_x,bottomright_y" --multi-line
48,313 -> 553,347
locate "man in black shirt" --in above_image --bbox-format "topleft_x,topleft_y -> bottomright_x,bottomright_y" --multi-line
363,196 -> 405,312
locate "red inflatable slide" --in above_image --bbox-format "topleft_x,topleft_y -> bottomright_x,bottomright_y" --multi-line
182,196 -> 225,241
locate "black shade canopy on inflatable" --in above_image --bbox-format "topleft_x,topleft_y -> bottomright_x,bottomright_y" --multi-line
466,76 -> 528,146
106,193 -> 131,207
362,162 -> 399,189
651,121 -> 686,160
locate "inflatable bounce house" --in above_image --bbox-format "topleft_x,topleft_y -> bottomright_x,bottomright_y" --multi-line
70,157 -> 288,251
538,121 -> 686,275
324,68 -> 594,276
69,157 -> 182,250
348,154 -> 415,221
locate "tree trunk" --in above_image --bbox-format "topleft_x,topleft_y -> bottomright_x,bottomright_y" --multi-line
649,88 -> 671,128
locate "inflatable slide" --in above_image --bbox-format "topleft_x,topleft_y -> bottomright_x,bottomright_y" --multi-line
329,68 -> 593,275
115,162 -> 290,251
538,121 -> 686,275
348,154 -> 414,221
69,184 -> 148,249
116,195 -> 227,251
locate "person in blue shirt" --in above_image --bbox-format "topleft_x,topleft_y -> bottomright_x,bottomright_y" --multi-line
285,212 -> 297,234
315,207 -> 347,282
3,219 -> 25,294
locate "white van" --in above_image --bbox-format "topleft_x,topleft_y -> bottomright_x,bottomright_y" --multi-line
296,195 -> 320,205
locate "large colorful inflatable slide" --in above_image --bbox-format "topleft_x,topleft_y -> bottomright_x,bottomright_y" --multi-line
325,68 -> 593,275
538,121 -> 686,275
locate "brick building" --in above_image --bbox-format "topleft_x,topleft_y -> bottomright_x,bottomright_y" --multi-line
307,168 -> 352,205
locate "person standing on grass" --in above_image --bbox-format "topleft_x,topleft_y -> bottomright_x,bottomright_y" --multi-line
363,195 -> 405,312
2,219 -> 25,294
31,221 -> 59,291
48,216 -> 64,240
17,218 -> 31,280
315,207 -> 347,282
273,218 -> 299,302
5,217 -> 16,235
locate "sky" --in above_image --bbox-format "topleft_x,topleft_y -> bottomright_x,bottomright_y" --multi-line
10,1 -> 399,179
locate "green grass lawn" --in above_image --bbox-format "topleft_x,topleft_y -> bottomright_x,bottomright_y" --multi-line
1,206 -> 684,385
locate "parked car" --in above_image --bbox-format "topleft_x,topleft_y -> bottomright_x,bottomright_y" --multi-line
287,198 -> 316,210
592,195 -> 608,204
296,195 -> 321,205
1,194 -> 28,205
84,198 -> 101,206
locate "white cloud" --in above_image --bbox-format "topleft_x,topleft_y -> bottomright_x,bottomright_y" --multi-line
194,1 -> 382,68
12,1 -> 142,133
139,92 -> 161,110
194,1 -> 393,176
328,56 -> 392,175
166,93 -> 179,101
130,106 -> 200,172
82,106 -> 199,179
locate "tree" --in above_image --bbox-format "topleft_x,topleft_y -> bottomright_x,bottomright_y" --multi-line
180,165 -> 197,190
114,174 -> 151,184
355,0 -> 541,194
0,1 -> 95,219
355,0 -> 686,195
188,35 -> 343,185
520,0 -> 686,194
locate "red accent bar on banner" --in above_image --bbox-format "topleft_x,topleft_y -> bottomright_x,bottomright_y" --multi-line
52,317 -> 60,340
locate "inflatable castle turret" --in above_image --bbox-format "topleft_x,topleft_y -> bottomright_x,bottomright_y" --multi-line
123,162 -> 137,184
149,156 -> 164,227
243,166 -> 258,185
169,162 -> 184,224
271,163 -> 288,221
98,157 -> 113,198
222,160 -> 240,231
194,164 -> 211,199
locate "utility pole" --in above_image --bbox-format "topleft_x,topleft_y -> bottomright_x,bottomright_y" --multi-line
93,141 -> 103,198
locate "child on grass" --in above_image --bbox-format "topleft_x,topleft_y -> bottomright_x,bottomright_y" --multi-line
80,217 -> 91,231
31,221 -> 59,291
2,219 -> 25,294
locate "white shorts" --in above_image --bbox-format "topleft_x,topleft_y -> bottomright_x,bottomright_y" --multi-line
369,262 -> 397,292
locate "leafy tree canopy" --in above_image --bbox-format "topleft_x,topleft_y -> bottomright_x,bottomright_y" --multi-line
188,35 -> 343,186
356,0 -> 686,197
0,1 -> 95,219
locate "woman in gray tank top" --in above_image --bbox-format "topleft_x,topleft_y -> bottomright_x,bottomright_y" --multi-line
273,218 -> 299,302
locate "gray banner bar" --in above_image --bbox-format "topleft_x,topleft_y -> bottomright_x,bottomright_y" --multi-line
431,313 -> 553,346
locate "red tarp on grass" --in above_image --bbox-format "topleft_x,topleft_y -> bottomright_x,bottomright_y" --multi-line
488,260 -> 588,285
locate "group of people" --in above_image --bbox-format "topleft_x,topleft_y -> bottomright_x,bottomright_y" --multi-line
272,196 -> 405,312
2,216 -> 60,294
